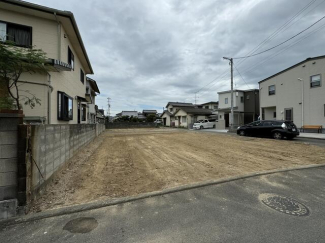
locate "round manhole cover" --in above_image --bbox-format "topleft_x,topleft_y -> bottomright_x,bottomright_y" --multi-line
63,217 -> 98,233
260,194 -> 309,216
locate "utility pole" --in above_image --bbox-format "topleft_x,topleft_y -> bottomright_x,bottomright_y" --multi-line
223,57 -> 234,130
107,97 -> 111,118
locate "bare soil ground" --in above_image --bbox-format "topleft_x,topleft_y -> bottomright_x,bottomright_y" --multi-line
30,128 -> 325,213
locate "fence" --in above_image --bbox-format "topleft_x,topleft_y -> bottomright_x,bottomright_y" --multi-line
106,122 -> 156,129
0,112 -> 23,219
0,120 -> 105,220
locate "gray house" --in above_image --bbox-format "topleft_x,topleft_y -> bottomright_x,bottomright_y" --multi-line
259,55 -> 325,131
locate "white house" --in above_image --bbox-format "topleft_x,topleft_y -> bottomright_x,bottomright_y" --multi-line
259,55 -> 325,131
217,89 -> 259,128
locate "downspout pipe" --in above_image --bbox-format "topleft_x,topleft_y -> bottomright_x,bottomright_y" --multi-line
54,12 -> 61,60
47,72 -> 52,124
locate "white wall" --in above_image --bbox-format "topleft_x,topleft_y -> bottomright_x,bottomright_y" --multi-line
260,58 -> 325,127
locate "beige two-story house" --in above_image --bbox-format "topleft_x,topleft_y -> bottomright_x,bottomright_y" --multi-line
259,55 -> 325,131
0,0 -> 99,124
161,102 -> 195,126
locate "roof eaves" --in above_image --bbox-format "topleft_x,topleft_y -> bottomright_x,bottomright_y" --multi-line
5,0 -> 94,74
258,55 -> 325,84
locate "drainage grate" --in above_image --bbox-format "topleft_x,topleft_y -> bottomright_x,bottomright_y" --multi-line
260,194 -> 309,216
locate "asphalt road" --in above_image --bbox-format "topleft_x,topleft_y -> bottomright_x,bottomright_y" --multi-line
1,166 -> 325,243
195,129 -> 325,147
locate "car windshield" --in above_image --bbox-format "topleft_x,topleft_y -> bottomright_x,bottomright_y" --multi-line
197,120 -> 204,123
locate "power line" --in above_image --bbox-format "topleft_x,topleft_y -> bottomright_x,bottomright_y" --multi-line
194,0 -> 318,95
234,65 -> 250,89
233,14 -> 325,59
240,21 -> 325,77
236,0 -> 317,67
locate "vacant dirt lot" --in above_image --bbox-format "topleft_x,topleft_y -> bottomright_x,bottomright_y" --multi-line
31,128 -> 325,213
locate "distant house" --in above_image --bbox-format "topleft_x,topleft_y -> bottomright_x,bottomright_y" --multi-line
174,107 -> 213,128
86,77 -> 100,123
142,110 -> 157,117
116,111 -> 139,118
161,102 -> 195,126
259,56 -> 325,131
197,101 -> 219,111
217,89 -> 259,128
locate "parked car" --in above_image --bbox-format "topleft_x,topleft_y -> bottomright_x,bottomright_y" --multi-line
193,119 -> 215,129
237,120 -> 299,139
154,119 -> 162,124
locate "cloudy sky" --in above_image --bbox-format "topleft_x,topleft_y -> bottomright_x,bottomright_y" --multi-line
29,0 -> 325,115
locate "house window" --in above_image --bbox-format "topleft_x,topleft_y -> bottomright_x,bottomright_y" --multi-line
205,106 -> 209,109
182,116 -> 186,123
240,96 -> 244,103
225,98 -> 228,104
81,104 -> 86,121
214,105 -> 218,109
80,69 -> 84,84
68,46 -> 74,70
58,91 -> 73,121
273,112 -> 276,118
268,85 -> 275,95
169,108 -> 173,112
284,108 -> 293,121
0,21 -> 32,47
310,74 -> 321,88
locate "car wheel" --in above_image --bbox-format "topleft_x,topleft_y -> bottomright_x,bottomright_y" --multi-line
200,126 -> 203,129
273,132 -> 282,140
239,130 -> 245,136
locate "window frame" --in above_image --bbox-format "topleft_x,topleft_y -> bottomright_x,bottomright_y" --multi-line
0,20 -> 32,47
310,74 -> 321,88
284,108 -> 293,121
68,46 -> 75,70
81,104 -> 87,121
225,98 -> 228,104
80,69 -> 84,84
268,85 -> 276,95
240,96 -> 244,103
57,91 -> 73,121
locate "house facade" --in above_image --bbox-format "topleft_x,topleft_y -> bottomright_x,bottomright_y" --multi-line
142,110 -> 157,117
86,77 -> 100,123
259,56 -> 325,130
218,89 -> 259,128
161,102 -> 195,126
0,0 -> 99,124
174,107 -> 213,128
198,101 -> 219,110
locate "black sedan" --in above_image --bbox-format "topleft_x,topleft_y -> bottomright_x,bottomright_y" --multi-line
237,120 -> 299,139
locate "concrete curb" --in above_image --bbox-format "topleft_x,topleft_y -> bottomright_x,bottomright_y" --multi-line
1,163 -> 325,227
298,135 -> 325,140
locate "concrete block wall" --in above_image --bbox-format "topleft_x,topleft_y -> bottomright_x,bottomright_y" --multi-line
25,124 -> 105,205
106,122 -> 156,129
0,112 -> 23,220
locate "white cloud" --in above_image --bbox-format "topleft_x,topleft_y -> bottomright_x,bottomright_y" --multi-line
28,0 -> 325,114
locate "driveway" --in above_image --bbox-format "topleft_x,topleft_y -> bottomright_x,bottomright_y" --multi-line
1,166 -> 325,242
